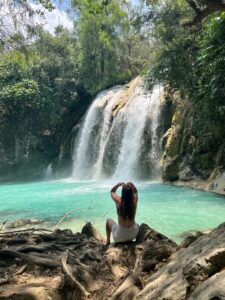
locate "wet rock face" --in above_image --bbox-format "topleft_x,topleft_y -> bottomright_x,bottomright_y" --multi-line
161,89 -> 225,195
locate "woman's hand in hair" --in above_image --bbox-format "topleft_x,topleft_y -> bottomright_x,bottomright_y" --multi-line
127,182 -> 137,192
111,182 -> 124,193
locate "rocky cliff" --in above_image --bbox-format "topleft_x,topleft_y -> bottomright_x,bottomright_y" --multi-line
0,98 -> 90,183
162,88 -> 225,195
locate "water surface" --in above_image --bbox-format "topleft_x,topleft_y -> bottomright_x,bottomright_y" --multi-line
0,179 -> 225,242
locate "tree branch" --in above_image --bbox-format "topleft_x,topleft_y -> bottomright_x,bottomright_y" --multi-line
186,0 -> 201,13
184,0 -> 225,26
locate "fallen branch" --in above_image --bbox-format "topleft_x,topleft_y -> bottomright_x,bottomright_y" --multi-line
0,278 -> 10,285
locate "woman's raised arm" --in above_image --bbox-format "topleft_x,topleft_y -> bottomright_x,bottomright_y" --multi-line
110,182 -> 124,204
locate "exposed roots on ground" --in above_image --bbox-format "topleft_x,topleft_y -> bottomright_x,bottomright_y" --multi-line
0,222 -> 177,299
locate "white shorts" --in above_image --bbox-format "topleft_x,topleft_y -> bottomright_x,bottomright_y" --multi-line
112,223 -> 139,243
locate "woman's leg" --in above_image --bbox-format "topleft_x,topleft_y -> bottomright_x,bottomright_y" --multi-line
106,218 -> 116,244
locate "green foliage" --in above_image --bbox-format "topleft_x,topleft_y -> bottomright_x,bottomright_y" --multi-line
145,2 -> 198,95
27,27 -> 86,137
0,26 -> 85,167
73,0 -> 125,94
176,0 -> 186,7
0,52 -> 40,120
197,12 -> 225,116
73,0 -> 150,95
144,1 -> 225,173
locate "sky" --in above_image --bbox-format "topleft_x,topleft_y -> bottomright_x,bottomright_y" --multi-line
33,0 -> 142,34
30,0 -> 74,34
0,0 -> 142,37
0,0 -> 74,37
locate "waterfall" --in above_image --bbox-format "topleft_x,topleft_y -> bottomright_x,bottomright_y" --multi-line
45,163 -> 53,179
92,88 -> 122,179
72,86 -> 124,179
148,85 -> 163,178
113,85 -> 150,180
72,78 -> 163,180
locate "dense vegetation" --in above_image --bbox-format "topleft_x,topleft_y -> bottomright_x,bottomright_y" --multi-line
0,25 -> 92,180
0,0 -> 224,181
144,0 -> 225,176
0,0 -> 150,180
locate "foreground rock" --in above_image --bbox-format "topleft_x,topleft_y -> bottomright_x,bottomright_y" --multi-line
0,222 -> 225,299
137,222 -> 225,300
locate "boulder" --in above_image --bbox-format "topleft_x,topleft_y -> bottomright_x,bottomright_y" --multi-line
136,224 -> 177,272
178,166 -> 195,181
81,222 -> 103,241
137,222 -> 225,300
213,171 -> 225,195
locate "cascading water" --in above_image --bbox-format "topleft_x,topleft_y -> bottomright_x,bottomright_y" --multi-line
113,85 -> 151,180
72,77 -> 163,180
45,163 -> 53,179
72,86 -> 124,179
148,85 -> 163,178
92,88 -> 123,179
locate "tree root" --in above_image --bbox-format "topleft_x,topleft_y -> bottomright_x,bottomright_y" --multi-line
15,242 -> 59,253
62,250 -> 91,299
14,264 -> 27,275
111,273 -> 142,299
0,249 -> 61,269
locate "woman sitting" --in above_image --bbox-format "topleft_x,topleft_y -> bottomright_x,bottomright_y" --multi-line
106,182 -> 139,244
